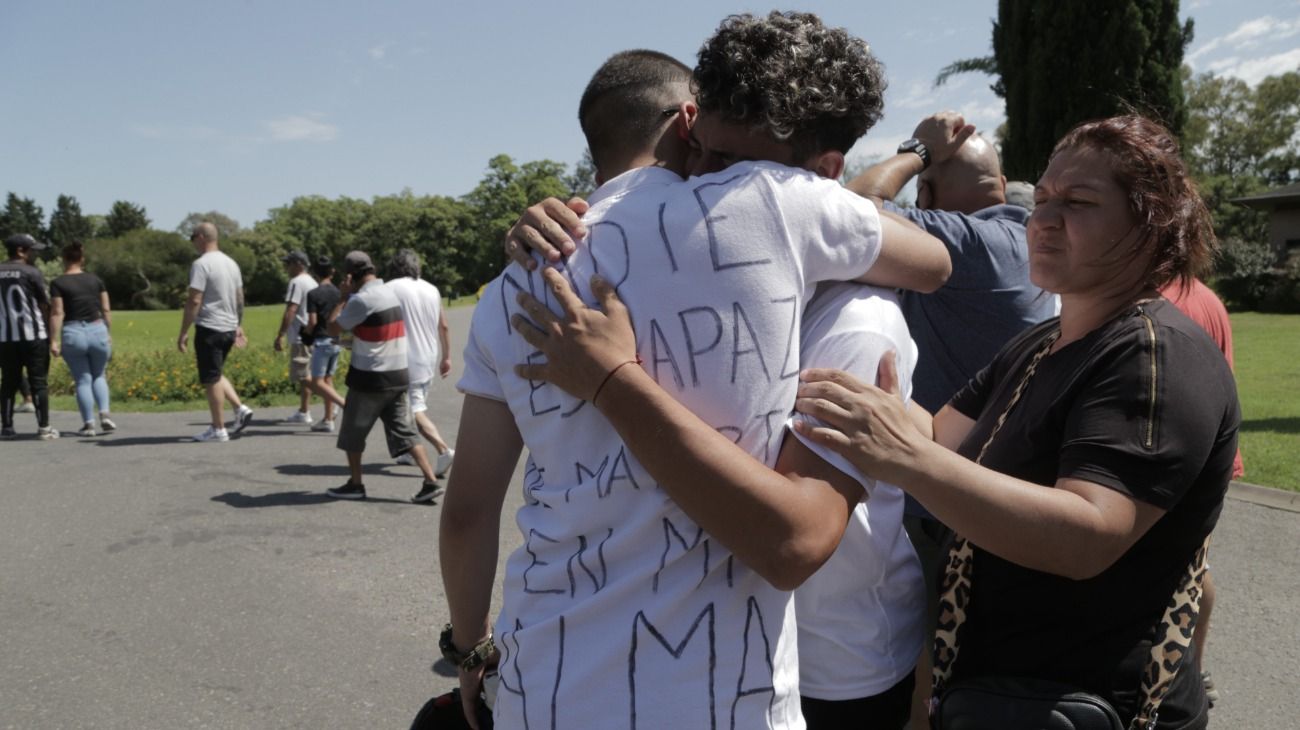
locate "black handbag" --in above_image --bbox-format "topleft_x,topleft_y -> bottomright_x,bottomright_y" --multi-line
930,328 -> 1208,730
936,676 -> 1123,730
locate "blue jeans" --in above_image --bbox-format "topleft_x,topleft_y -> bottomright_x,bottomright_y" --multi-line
62,320 -> 112,423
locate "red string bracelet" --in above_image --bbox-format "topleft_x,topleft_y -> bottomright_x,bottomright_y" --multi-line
591,355 -> 643,405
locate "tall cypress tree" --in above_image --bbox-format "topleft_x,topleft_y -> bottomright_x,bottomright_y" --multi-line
48,194 -> 95,248
940,0 -> 1193,181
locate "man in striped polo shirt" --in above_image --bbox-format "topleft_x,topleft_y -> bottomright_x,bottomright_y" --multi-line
324,250 -> 441,503
1,233 -> 57,440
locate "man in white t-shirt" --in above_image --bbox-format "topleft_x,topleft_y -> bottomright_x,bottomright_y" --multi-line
177,222 -> 254,442
384,249 -> 455,478
442,19 -> 948,729
274,250 -> 319,425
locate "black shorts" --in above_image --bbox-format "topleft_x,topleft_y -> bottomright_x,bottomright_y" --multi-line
335,387 -> 417,457
194,325 -> 236,385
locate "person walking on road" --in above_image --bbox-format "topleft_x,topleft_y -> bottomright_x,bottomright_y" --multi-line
177,222 -> 253,442
0,233 -> 57,440
49,242 -> 116,437
304,256 -> 345,433
274,250 -> 318,426
384,249 -> 454,478
324,251 -> 441,503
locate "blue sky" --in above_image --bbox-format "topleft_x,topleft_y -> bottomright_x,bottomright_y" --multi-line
3,0 -> 1298,232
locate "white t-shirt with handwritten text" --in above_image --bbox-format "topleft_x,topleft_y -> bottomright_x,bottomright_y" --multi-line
457,162 -> 883,730
788,282 -> 927,700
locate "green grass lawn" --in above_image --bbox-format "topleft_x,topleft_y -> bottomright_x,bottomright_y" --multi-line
1230,312 -> 1300,492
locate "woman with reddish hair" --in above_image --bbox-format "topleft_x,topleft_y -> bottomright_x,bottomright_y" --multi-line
791,115 -> 1237,728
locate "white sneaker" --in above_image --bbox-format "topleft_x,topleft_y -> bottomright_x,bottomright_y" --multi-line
435,449 -> 455,478
193,426 -> 230,442
37,426 -> 60,440
284,410 -> 314,425
310,417 -> 336,433
231,406 -> 254,434
395,452 -> 415,466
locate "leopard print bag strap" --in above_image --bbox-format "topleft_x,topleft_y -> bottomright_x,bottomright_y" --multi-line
1129,536 -> 1211,730
930,329 -> 1059,706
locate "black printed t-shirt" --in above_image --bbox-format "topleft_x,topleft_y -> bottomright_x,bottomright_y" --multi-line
946,298 -> 1239,729
50,272 -> 106,323
0,260 -> 50,342
305,283 -> 341,342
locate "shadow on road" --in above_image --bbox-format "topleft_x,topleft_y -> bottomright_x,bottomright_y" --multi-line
95,435 -> 197,447
211,490 -> 415,507
274,463 -> 406,477
430,659 -> 458,678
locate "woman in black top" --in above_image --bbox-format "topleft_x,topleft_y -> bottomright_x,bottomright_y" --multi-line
50,243 -> 116,436
793,116 -> 1237,728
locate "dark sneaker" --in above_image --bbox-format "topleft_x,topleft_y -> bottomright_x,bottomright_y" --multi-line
99,414 -> 117,432
411,480 -> 442,504
78,422 -> 97,438
326,482 -> 367,500
1,426 -> 16,440
231,405 -> 254,434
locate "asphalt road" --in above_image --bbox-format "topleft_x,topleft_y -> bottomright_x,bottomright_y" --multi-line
2,304 -> 1296,728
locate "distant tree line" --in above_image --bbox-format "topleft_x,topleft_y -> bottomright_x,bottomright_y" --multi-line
1,151 -> 597,310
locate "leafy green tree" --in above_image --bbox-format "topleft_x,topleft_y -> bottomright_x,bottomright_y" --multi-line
93,229 -> 193,309
462,155 -> 571,290
1183,69 -> 1300,246
48,195 -> 95,250
937,0 -> 1193,180
177,211 -> 242,240
103,200 -> 150,238
0,193 -> 46,241
256,194 -> 368,262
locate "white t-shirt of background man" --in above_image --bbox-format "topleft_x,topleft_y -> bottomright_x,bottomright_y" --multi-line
284,271 -> 317,342
386,276 -> 443,384
457,162 -> 883,730
788,282 -> 927,701
189,250 -> 243,332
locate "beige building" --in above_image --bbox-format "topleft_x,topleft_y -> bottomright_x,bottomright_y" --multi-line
1234,182 -> 1300,262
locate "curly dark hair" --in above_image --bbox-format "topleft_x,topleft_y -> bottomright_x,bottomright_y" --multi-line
693,11 -> 886,160
1052,115 -> 1216,290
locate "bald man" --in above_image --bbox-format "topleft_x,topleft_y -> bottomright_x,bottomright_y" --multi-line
178,221 -> 254,442
848,112 -> 1056,412
848,112 -> 1059,726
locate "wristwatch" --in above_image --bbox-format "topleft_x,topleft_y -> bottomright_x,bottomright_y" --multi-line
897,138 -> 931,169
439,623 -> 495,672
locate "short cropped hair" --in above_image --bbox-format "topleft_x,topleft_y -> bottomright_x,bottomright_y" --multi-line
1052,115 -> 1216,289
578,50 -> 693,174
386,248 -> 422,280
693,11 -> 887,160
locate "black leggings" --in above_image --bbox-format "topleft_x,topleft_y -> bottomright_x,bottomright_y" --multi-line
800,669 -> 916,730
1,340 -> 50,428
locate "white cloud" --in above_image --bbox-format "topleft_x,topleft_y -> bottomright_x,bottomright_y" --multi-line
368,43 -> 390,60
265,114 -> 339,142
1187,15 -> 1300,65
1212,48 -> 1300,85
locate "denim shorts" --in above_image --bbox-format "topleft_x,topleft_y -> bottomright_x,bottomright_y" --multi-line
309,338 -> 341,378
